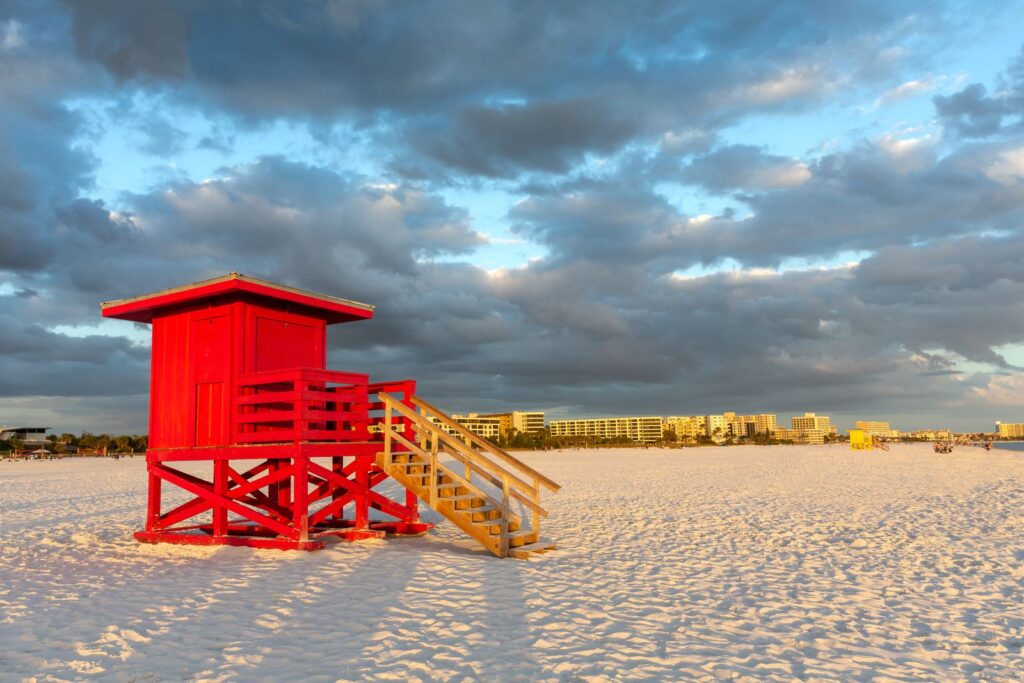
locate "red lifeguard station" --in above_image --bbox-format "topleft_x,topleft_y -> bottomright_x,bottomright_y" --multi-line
101,273 -> 558,558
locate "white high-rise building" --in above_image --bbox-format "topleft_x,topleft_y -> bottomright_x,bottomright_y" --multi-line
512,411 -> 545,434
550,417 -> 663,444
478,411 -> 546,436
433,414 -> 502,444
705,414 -> 728,439
996,422 -> 1024,438
792,413 -> 837,444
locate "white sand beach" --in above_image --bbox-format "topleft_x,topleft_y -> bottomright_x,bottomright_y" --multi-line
2,443 -> 1023,681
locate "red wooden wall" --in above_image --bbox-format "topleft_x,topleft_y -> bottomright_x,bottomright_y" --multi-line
148,296 -> 328,450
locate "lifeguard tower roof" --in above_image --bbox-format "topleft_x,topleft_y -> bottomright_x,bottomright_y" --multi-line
100,272 -> 374,324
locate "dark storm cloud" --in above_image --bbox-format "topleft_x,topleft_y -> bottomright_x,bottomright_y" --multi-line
53,0 -> 946,175
3,153 -> 1022,427
55,198 -> 138,247
129,156 -> 484,280
730,139 -> 1024,264
852,237 -> 1024,368
510,187 -> 688,269
934,45 -> 1024,138
408,99 -> 639,177
0,102 -> 96,271
681,145 -> 810,192
62,0 -> 189,81
934,84 -> 1010,138
0,3 -> 100,273
512,137 -> 1024,274
2,0 -> 1023,431
0,320 -> 148,397
0,146 -> 489,405
471,234 -> 1024,419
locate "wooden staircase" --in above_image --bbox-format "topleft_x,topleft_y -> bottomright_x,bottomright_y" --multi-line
375,393 -> 560,559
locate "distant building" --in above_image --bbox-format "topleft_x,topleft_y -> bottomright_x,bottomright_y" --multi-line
433,414 -> 502,444
666,413 -> 777,442
664,415 -> 707,441
772,427 -> 802,442
705,414 -> 728,440
478,412 -> 513,435
479,411 -> 545,436
513,411 -> 545,434
550,417 -> 663,444
753,414 -> 778,435
854,421 -> 901,439
0,427 -> 49,447
792,412 -> 833,432
800,428 -> 828,445
907,429 -> 952,440
725,413 -> 778,438
791,413 -> 837,444
996,422 -> 1024,439
721,412 -> 745,437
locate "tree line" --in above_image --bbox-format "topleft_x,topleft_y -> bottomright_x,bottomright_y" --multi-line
490,427 -> 802,449
0,432 -> 148,454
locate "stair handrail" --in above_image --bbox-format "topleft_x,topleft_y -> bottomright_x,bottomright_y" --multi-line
410,395 -> 561,493
378,393 -> 548,516
379,393 -> 562,556
384,424 -> 508,513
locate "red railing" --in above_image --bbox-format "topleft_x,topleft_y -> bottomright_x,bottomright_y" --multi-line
233,368 -> 416,445
366,379 -> 417,441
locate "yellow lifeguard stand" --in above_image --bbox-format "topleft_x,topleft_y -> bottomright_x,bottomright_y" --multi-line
850,429 -> 873,451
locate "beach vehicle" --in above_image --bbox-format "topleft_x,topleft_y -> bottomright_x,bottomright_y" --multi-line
101,273 -> 558,558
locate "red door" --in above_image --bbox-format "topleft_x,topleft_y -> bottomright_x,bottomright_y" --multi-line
193,312 -> 231,447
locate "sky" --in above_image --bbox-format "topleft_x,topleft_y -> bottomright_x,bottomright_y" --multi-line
2,0 -> 1024,434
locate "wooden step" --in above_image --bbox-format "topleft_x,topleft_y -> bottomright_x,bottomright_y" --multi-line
471,516 -> 505,526
396,461 -> 430,469
438,494 -> 480,502
395,470 -> 430,478
509,541 -> 557,559
504,528 -> 536,539
460,505 -> 497,514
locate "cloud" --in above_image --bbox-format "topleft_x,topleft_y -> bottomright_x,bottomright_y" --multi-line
0,322 -> 148,398
714,139 -> 1024,266
984,146 -> 1024,185
962,374 -> 1024,407
2,1 -> 1023,433
682,145 -> 811,192
406,99 -> 639,178
874,75 -> 947,107
509,136 -> 1024,273
52,0 -> 956,175
933,45 -> 1024,138
61,0 -> 189,81
509,186 -> 688,268
934,84 -> 1011,138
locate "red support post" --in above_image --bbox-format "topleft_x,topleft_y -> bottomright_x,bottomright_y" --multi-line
213,460 -> 228,537
354,457 -> 369,529
146,465 -> 161,531
293,455 -> 309,542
